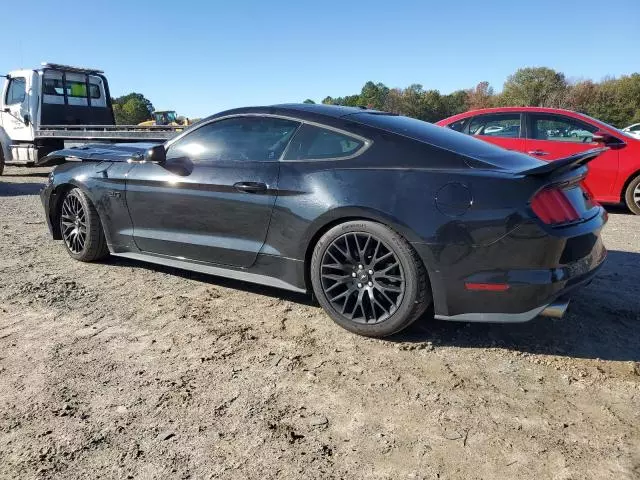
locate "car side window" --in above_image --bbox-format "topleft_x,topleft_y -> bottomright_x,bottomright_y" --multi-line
468,114 -> 521,138
5,77 -> 27,105
283,124 -> 365,160
447,119 -> 468,132
166,116 -> 300,162
529,114 -> 597,143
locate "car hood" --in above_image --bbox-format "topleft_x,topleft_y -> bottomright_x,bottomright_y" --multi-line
37,142 -> 161,166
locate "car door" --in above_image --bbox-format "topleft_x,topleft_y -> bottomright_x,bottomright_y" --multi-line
125,115 -> 300,268
524,113 -> 620,198
0,76 -> 32,142
465,113 -> 527,153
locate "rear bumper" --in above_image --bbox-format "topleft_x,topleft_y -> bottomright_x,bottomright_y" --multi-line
412,208 -> 607,323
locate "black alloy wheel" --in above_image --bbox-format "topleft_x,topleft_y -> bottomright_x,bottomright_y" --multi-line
320,232 -> 405,324
59,188 -> 109,262
311,220 -> 431,337
61,192 -> 87,254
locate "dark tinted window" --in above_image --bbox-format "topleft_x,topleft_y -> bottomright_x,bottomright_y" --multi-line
529,113 -> 597,143
283,124 -> 364,160
6,77 -> 26,105
43,78 -> 101,99
167,116 -> 300,162
468,113 -> 521,138
447,119 -> 467,132
348,112 -> 542,170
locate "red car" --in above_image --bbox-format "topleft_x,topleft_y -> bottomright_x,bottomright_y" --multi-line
436,107 -> 640,214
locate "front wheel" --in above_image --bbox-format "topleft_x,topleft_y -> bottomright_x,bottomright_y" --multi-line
310,221 -> 431,337
624,175 -> 640,215
59,188 -> 109,261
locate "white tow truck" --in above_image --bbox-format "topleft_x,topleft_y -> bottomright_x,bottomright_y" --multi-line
0,63 -> 182,175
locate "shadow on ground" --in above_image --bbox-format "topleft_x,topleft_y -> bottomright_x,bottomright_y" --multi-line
0,181 -> 43,196
106,249 -> 639,362
395,250 -> 640,362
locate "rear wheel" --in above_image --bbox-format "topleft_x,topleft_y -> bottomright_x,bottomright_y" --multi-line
310,220 -> 431,337
624,175 -> 640,215
59,188 -> 109,262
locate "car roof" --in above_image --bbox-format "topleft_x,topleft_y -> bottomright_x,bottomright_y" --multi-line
196,103 -> 386,125
436,106 -> 591,125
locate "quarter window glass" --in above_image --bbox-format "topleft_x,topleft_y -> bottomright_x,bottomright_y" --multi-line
6,77 -> 26,105
630,125 -> 640,132
167,116 -> 300,162
447,119 -> 467,132
530,114 -> 597,143
468,114 -> 521,138
283,124 -> 364,160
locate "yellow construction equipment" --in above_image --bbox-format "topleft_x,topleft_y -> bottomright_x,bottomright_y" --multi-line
139,110 -> 191,127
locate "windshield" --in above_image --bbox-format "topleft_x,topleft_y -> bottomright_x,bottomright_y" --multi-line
578,113 -> 637,140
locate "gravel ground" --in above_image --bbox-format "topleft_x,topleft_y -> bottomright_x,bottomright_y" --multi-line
1,166 -> 639,480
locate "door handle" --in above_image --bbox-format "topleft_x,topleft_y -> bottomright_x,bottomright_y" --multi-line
528,150 -> 549,156
233,181 -> 267,193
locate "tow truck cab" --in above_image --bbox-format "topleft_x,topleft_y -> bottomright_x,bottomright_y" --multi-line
0,63 -> 115,166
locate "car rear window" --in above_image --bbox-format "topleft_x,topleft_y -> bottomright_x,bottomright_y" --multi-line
348,112 -> 541,171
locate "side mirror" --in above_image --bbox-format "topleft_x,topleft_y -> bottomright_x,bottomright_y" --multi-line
592,130 -> 619,145
144,145 -> 166,164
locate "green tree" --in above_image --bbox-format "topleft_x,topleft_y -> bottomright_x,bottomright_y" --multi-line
501,67 -> 568,107
303,98 -> 316,104
360,81 -> 390,110
442,89 -> 469,118
112,93 -> 154,125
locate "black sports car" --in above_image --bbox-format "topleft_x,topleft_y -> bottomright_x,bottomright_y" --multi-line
40,104 -> 608,337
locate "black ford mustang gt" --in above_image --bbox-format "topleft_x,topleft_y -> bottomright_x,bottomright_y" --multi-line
39,104 -> 607,337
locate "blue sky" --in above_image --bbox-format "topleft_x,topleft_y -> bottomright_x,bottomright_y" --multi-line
1,0 -> 638,118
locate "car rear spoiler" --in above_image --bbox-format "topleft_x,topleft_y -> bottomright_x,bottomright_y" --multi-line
519,147 -> 608,177
37,143 -> 158,166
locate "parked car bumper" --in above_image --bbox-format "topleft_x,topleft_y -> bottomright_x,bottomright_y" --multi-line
413,208 -> 608,322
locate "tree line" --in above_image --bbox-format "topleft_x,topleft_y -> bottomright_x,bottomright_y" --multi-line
111,67 -> 640,128
311,67 -> 640,128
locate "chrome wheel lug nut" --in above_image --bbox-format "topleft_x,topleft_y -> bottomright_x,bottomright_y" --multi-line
368,281 -> 373,287
358,264 -> 363,269
368,269 -> 373,275
352,272 -> 357,277
357,283 -> 363,288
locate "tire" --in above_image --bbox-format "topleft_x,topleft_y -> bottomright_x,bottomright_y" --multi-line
0,145 -> 4,176
59,188 -> 109,262
310,220 -> 432,337
624,175 -> 640,215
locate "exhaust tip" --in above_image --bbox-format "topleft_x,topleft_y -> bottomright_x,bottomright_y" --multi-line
540,299 -> 569,319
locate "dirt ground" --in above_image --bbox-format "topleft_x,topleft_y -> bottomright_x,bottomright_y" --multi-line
1,165 -> 639,480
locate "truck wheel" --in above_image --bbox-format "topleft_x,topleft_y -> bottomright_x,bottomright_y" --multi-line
59,188 -> 109,261
310,220 -> 432,337
0,146 -> 4,176
624,175 -> 640,215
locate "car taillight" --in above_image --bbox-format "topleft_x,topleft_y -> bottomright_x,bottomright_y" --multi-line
531,187 -> 580,225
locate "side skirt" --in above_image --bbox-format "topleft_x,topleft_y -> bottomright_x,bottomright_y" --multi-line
111,251 -> 307,294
